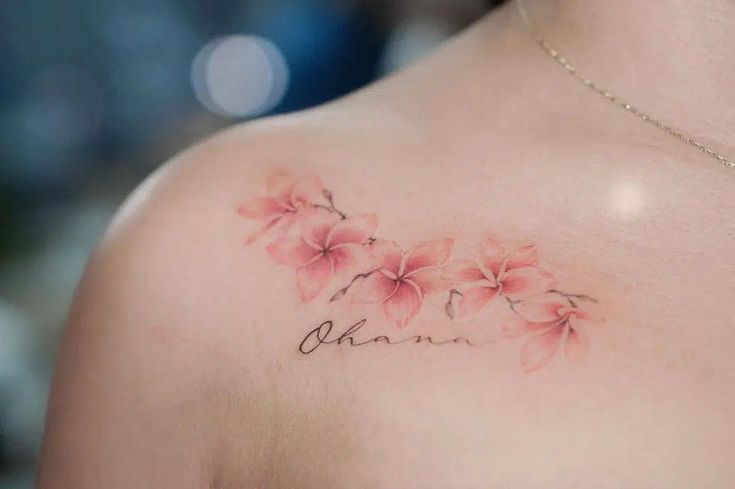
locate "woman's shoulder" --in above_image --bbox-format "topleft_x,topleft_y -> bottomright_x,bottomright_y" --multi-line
42,28 -> 735,486
38,107 -> 392,484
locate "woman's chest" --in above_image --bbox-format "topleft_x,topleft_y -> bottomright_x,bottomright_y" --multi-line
220,328 -> 735,489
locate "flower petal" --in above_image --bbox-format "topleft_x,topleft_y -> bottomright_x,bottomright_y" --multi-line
446,260 -> 487,283
524,318 -> 564,331
269,211 -> 297,236
520,325 -> 564,373
501,267 -> 557,299
266,172 -> 297,204
296,255 -> 334,302
504,316 -> 563,336
290,175 -> 324,207
237,197 -> 288,219
506,244 -> 539,270
244,216 -> 280,245
569,307 -> 599,325
329,244 -> 370,274
299,208 -> 340,249
458,286 -> 499,317
384,281 -> 423,327
480,238 -> 507,277
351,271 -> 398,303
407,267 -> 447,295
514,293 -> 568,323
369,240 -> 402,275
266,237 -> 321,267
402,238 -> 454,275
326,214 -> 378,247
244,212 -> 296,244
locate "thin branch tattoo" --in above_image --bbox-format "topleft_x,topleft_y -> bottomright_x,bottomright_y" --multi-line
238,171 -> 602,372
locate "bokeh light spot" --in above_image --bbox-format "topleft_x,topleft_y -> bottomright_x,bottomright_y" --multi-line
191,35 -> 289,118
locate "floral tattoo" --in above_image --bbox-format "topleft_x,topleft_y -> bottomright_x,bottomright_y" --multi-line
238,171 -> 601,373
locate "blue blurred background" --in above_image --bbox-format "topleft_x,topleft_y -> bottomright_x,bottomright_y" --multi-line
0,0 -> 500,485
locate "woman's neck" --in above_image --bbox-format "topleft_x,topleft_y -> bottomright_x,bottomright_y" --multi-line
521,0 -> 735,142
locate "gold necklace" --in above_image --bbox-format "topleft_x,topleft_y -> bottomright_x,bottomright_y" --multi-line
516,0 -> 735,170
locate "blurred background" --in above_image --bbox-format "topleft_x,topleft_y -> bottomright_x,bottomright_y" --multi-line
0,0 -> 501,486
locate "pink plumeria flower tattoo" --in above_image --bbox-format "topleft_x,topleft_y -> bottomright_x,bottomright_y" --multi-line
238,172 -> 325,244
238,171 -> 602,373
447,239 -> 557,317
267,209 -> 378,302
505,293 -> 599,372
349,238 -> 454,327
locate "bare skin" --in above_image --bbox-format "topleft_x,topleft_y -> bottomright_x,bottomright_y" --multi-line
37,1 -> 735,488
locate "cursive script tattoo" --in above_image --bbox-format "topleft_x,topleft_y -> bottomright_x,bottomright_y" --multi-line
299,319 -> 479,354
238,171 -> 602,372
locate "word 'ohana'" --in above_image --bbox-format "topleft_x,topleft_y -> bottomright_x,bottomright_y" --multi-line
298,319 -> 478,354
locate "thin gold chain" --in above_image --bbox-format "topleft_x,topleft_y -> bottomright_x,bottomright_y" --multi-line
516,0 -> 735,170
